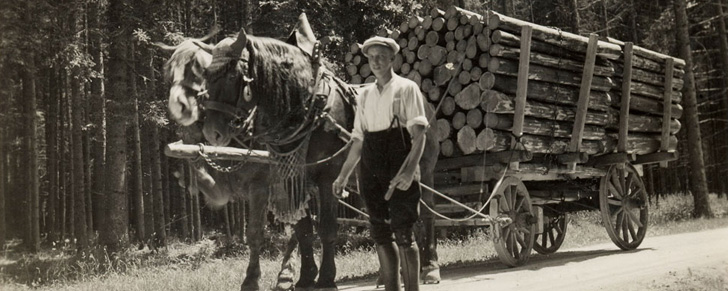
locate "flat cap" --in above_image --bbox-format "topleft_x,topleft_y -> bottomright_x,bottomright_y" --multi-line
362,36 -> 400,57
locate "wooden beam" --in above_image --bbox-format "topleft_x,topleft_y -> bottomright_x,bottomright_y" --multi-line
568,34 -> 599,171
660,58 -> 675,168
618,42 -> 634,153
511,25 -> 532,171
165,143 -> 271,164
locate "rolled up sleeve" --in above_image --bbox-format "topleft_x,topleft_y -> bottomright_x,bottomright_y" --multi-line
404,84 -> 429,134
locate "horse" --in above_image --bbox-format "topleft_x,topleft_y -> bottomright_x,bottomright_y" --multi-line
159,36 -> 323,291
199,13 -> 442,289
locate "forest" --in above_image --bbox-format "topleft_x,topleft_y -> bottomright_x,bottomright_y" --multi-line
0,0 -> 726,256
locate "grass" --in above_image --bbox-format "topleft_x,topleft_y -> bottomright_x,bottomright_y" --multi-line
1,193 -> 727,290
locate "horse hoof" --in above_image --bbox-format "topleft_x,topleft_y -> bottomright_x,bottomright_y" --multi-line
421,266 -> 440,284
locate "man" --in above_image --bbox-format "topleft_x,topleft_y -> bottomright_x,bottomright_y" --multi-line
333,36 -> 428,291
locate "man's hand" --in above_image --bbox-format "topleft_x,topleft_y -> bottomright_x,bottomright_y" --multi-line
390,170 -> 415,191
332,176 -> 349,199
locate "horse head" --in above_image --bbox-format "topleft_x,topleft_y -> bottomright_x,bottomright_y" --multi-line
158,37 -> 214,126
202,15 -> 329,147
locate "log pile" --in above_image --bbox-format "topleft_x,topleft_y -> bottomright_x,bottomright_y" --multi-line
344,6 -> 684,182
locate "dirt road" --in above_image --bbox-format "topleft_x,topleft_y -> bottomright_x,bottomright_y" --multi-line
339,227 -> 728,291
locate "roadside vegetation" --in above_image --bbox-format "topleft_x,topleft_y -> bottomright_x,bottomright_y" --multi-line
1,193 -> 727,291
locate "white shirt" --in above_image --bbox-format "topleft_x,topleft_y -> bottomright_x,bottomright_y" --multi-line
351,73 -> 429,141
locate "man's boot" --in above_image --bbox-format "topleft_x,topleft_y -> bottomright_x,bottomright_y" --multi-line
399,242 -> 420,291
376,242 -> 401,291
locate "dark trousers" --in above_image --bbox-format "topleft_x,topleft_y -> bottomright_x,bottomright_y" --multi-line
360,128 -> 421,246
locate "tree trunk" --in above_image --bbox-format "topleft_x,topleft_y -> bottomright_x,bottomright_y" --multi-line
46,68 -> 60,244
88,0 -> 106,233
151,124 -> 166,247
673,0 -> 713,218
99,0 -> 131,253
568,0 -> 581,34
714,0 -> 728,197
0,101 -> 5,248
22,62 -> 41,253
71,3 -> 88,250
132,97 -> 145,244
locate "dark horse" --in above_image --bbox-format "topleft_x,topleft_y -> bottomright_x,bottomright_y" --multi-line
201,14 -> 442,290
160,34 -> 325,290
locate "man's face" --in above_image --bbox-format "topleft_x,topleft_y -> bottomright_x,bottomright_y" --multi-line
367,45 -> 394,76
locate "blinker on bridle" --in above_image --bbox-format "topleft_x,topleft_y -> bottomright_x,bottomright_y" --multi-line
201,57 -> 255,122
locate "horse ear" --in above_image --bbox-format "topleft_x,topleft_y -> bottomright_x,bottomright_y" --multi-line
192,40 -> 214,54
231,28 -> 248,55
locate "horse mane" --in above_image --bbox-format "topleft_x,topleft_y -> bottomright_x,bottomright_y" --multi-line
163,40 -> 211,84
245,35 -> 315,124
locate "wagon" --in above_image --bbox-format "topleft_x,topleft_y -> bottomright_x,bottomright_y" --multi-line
337,7 -> 685,267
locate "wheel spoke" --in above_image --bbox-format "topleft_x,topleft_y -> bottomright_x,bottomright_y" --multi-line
608,198 -> 622,206
614,211 -> 623,235
625,208 -> 644,228
622,214 -> 630,242
509,185 -> 518,211
548,229 -> 556,246
626,172 -> 635,195
610,172 -> 624,198
619,169 -> 627,199
540,232 -> 547,246
515,196 -> 525,212
608,180 -> 624,200
628,219 -> 637,240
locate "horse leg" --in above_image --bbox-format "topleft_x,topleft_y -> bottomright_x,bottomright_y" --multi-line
274,227 -> 298,291
314,177 -> 339,290
240,188 -> 267,291
293,215 -> 318,290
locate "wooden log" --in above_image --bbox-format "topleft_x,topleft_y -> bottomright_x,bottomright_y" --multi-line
457,125 -> 478,155
421,78 -> 435,93
435,149 -> 533,172
484,112 -> 606,140
422,15 -> 433,30
399,20 -> 410,34
605,133 -> 679,155
470,66 -> 482,82
489,130 -> 606,155
614,55 -> 685,77
462,58 -> 473,71
481,89 -> 611,125
611,93 -> 683,118
476,128 -> 495,151
448,81 -> 463,96
441,139 -> 455,157
462,163 -> 607,182
487,57 -> 615,92
477,32 -> 490,52
417,45 -> 431,60
479,73 -> 612,111
447,17 -> 459,31
478,53 -> 490,68
401,62 -> 411,75
452,112 -> 466,130
608,109 -> 681,134
435,119 -> 452,142
428,45 -> 447,65
487,10 -> 622,60
408,15 -> 423,29
612,61 -> 684,89
350,74 -> 362,84
405,49 -> 417,64
407,36 -> 419,51
377,27 -> 391,37
432,17 -> 446,32
466,109 -> 483,129
447,50 -> 462,64
458,70 -> 471,85
456,39 -> 468,53
434,63 -> 457,86
419,59 -> 434,77
406,70 -> 422,87
364,76 -> 376,83
393,53 -> 403,73
612,77 -> 682,102
441,96 -> 456,116
430,7 -> 446,19
489,43 -> 615,77
359,63 -> 372,78
165,143 -> 270,164
349,43 -> 361,54
425,31 -> 443,46
490,30 -> 606,65
344,52 -> 354,63
465,36 -> 479,59
607,37 -> 686,68
428,86 -> 442,102
346,64 -> 358,77
352,55 -> 363,66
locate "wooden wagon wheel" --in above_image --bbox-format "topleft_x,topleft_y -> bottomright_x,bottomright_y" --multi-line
533,208 -> 568,255
489,176 -> 536,267
599,163 -> 648,250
